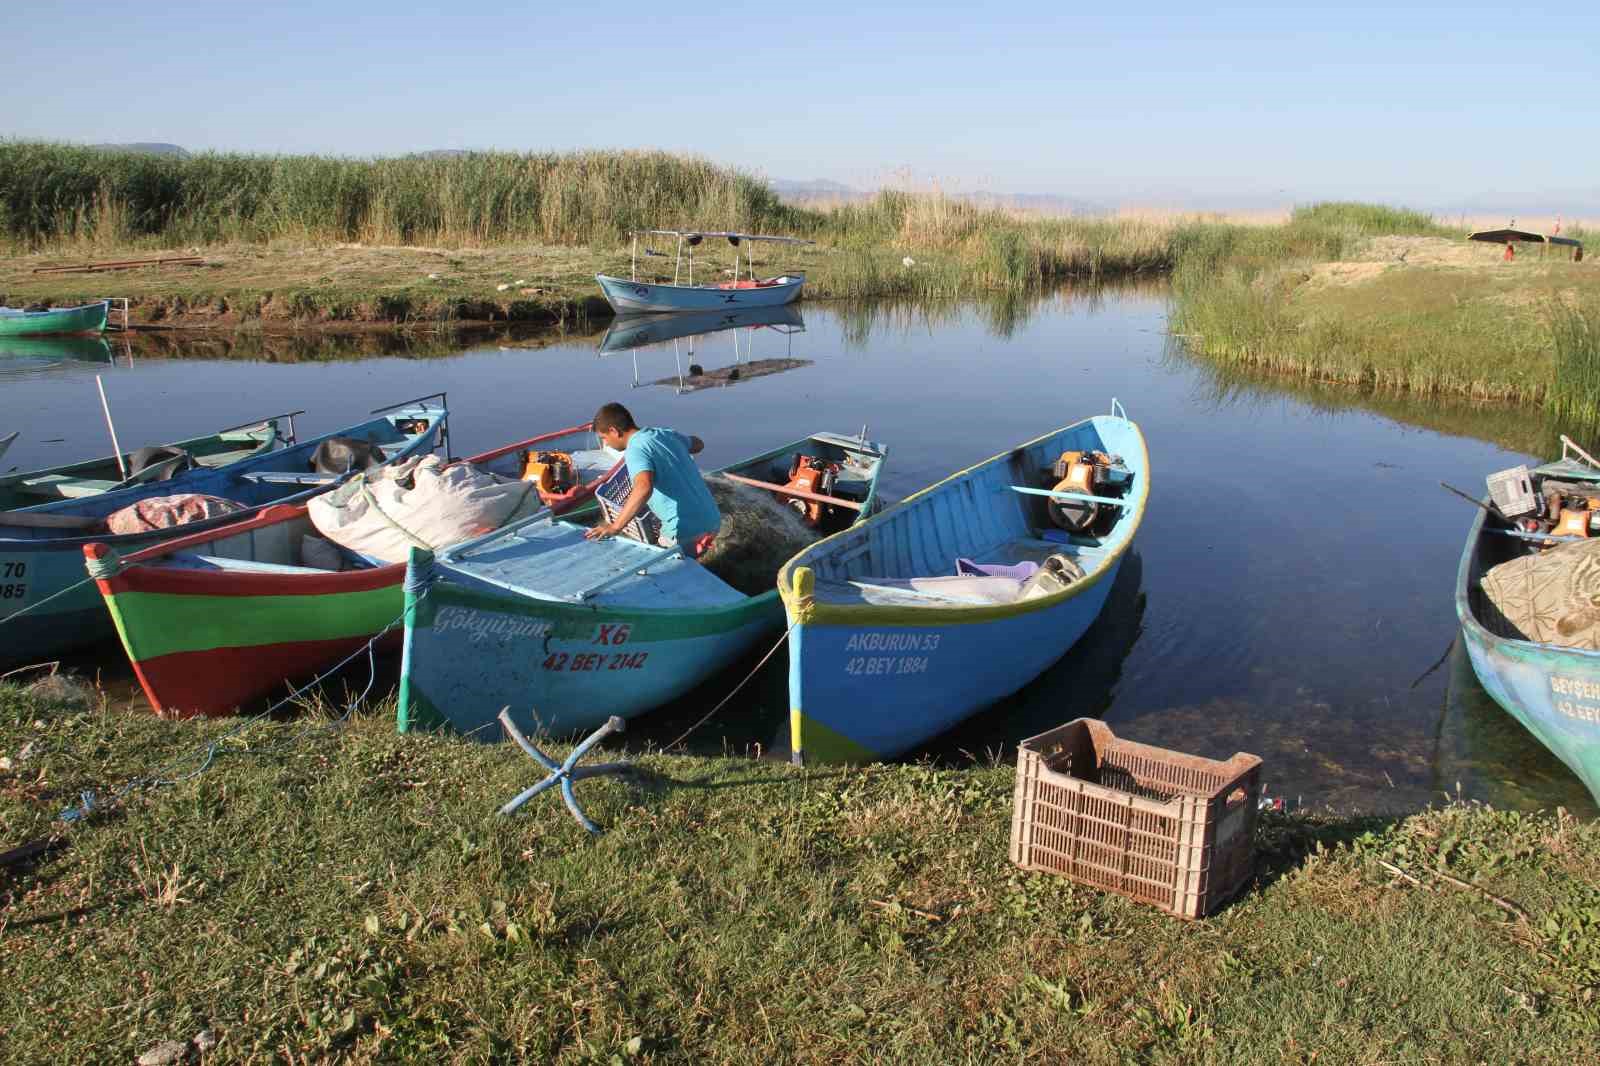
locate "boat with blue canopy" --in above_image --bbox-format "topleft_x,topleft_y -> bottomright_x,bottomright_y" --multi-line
596,230 -> 812,314
0,395 -> 447,664
396,429 -> 886,739
1456,436 -> 1600,805
777,402 -> 1149,764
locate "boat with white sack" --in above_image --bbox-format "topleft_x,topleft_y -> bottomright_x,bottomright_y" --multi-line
84,422 -> 614,718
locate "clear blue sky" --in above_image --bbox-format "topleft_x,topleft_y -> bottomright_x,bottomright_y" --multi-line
7,2 -> 1598,212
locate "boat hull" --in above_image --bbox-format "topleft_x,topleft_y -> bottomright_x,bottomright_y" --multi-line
0,406 -> 445,665
596,274 -> 804,313
397,555 -> 781,739
0,302 -> 109,337
1455,507 -> 1600,804
89,525 -> 406,718
786,558 -> 1123,762
779,411 -> 1148,764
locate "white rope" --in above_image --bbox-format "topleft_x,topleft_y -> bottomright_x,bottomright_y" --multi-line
665,619 -> 797,751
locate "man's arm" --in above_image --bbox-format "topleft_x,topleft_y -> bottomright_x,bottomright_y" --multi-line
585,470 -> 654,540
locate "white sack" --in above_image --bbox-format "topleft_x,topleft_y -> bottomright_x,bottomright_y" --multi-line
307,455 -> 540,564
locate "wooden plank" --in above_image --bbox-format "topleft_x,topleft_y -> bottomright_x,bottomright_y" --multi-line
720,472 -> 863,511
1010,485 -> 1131,508
32,256 -> 205,274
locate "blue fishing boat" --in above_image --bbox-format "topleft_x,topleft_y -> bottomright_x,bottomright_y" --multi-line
595,230 -> 811,314
1456,442 -> 1600,805
777,403 -> 1149,764
0,396 -> 447,664
397,430 -> 887,738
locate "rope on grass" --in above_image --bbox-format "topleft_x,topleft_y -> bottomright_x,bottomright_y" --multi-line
58,576 -> 436,824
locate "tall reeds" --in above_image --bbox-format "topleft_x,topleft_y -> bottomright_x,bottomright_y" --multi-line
0,143 -> 806,249
1549,296 -> 1600,425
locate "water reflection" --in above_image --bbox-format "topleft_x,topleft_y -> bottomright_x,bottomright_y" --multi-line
0,334 -> 117,380
598,307 -> 810,393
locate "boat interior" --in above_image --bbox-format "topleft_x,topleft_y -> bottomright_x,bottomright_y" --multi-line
2,407 -> 441,542
443,432 -> 887,607
1468,458 -> 1600,635
790,415 -> 1143,609
0,424 -> 280,508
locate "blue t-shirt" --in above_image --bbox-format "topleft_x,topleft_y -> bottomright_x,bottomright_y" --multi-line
624,428 -> 721,547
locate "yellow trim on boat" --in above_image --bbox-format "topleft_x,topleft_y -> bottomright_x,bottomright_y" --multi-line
778,417 -> 1149,629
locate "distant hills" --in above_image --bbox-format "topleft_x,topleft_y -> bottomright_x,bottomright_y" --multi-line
770,177 -> 1105,216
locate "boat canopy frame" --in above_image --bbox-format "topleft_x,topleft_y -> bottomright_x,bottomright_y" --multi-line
628,229 -> 815,286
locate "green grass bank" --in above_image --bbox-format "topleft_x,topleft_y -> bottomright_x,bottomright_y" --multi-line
3,680 -> 1598,1064
1169,202 -> 1600,419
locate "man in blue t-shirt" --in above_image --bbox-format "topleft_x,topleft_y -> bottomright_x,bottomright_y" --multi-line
584,402 -> 721,552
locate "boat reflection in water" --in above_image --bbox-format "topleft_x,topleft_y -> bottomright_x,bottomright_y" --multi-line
0,334 -> 117,380
598,305 -> 811,394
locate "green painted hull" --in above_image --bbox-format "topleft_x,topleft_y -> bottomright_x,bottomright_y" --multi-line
0,302 -> 109,337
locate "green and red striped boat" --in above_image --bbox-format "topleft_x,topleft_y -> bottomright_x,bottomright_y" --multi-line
85,422 -> 612,718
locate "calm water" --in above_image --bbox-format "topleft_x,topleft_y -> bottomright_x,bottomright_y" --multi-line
3,286 -> 1592,815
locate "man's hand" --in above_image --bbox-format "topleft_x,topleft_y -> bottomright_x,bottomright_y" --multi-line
585,523 -> 618,541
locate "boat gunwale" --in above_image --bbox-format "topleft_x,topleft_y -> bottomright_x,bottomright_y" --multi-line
777,413 -> 1149,628
3,405 -> 446,551
595,272 -> 806,296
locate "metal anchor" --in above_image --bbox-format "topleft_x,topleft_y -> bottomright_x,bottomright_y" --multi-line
496,708 -> 632,834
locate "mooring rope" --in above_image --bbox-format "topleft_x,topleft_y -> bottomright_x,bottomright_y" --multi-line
664,618 -> 799,752
57,576 -> 436,824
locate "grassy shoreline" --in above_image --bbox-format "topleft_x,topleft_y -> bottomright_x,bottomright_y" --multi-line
3,680 -> 1598,1063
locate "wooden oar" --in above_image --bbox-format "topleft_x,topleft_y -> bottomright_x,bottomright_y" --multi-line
1010,485 -> 1131,508
720,471 -> 864,511
1439,481 -> 1508,522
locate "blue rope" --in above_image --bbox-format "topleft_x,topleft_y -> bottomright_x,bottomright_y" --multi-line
58,577 -> 434,824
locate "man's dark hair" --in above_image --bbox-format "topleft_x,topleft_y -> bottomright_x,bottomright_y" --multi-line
592,403 -> 637,435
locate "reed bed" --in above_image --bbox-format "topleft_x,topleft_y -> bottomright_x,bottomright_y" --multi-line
0,143 -> 805,249
1549,296 -> 1600,425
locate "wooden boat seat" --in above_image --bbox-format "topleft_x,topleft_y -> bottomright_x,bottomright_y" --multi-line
14,475 -> 120,499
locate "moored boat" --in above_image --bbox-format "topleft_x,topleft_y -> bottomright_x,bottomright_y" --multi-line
595,230 -> 811,314
0,397 -> 447,665
1455,442 -> 1600,804
0,301 -> 110,337
777,403 -> 1149,764
396,430 -> 887,739
1,417 -> 286,511
85,422 -> 610,718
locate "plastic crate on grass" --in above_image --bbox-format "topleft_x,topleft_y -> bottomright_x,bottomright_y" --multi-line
1009,718 -> 1262,919
593,458 -> 662,544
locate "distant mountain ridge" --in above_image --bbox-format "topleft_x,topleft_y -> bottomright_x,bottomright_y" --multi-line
770,177 -> 1105,216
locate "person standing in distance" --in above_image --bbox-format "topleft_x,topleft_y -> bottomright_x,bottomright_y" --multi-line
584,402 -> 721,554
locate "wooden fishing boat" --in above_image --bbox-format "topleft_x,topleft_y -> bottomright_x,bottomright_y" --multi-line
396,430 -> 887,739
84,422 -> 613,718
1455,443 -> 1600,804
0,397 -> 447,665
595,231 -> 811,314
0,301 -> 110,337
0,417 -> 285,511
777,404 -> 1149,764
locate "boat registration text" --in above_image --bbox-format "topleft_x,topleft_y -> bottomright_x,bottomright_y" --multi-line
1548,675 -> 1600,724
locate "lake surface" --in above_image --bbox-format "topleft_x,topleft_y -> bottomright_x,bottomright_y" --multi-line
3,285 -> 1593,815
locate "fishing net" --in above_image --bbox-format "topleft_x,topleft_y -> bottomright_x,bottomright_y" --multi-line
1480,537 -> 1600,649
698,475 -> 820,596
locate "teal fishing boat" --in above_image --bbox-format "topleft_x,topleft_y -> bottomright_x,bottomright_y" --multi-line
0,397 -> 447,664
777,403 -> 1149,764
397,430 -> 886,739
0,301 -> 110,337
0,417 -> 286,511
1456,441 -> 1600,805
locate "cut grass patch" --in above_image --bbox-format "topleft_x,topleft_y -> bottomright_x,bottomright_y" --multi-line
2,682 -> 1597,1063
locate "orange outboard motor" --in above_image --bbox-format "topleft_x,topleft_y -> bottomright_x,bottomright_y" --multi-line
783,454 -> 840,526
1046,450 -> 1112,532
520,450 -> 576,502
